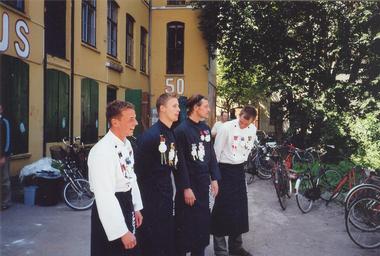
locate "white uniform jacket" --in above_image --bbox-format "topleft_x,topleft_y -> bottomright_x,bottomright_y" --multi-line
88,130 -> 143,241
214,119 -> 257,164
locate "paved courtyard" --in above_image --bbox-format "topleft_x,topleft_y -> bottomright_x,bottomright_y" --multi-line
1,179 -> 379,256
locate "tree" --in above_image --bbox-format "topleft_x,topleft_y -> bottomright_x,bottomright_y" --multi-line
194,1 -> 380,162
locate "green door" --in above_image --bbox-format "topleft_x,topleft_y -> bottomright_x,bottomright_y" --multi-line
0,54 -> 29,155
45,69 -> 69,142
125,89 -> 142,136
81,78 -> 99,144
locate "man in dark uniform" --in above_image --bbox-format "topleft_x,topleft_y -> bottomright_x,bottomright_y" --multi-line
88,100 -> 143,256
211,106 -> 257,256
174,94 -> 221,256
135,93 -> 180,256
0,104 -> 11,210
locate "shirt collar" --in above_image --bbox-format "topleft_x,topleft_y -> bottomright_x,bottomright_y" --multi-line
157,119 -> 172,131
107,130 -> 128,148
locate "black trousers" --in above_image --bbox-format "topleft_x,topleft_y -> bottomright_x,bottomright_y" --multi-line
91,191 -> 139,256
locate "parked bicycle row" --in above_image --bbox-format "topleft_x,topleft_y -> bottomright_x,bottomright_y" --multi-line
244,134 -> 380,249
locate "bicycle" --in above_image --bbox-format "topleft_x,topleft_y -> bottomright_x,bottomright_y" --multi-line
50,143 -> 94,210
294,146 -> 341,213
270,145 -> 294,210
244,140 -> 276,184
325,166 -> 369,206
345,193 -> 380,249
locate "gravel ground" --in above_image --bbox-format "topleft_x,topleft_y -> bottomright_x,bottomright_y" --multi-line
1,178 -> 379,256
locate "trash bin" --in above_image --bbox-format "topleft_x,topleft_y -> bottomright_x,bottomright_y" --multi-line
24,186 -> 38,206
35,171 -> 63,206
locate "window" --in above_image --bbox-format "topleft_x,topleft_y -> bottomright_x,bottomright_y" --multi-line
81,78 -> 99,144
126,14 -> 135,65
167,22 -> 184,74
46,1 -> 66,58
0,54 -> 29,154
45,70 -> 69,142
1,0 -> 24,12
107,0 -> 118,57
81,0 -> 96,46
140,27 -> 147,72
167,0 -> 186,5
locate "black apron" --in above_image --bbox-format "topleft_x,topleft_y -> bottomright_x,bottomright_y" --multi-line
211,163 -> 249,236
135,121 -> 176,256
175,172 -> 211,253
91,191 -> 139,256
173,119 -> 220,253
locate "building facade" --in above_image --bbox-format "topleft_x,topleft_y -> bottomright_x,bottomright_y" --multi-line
0,0 -> 216,175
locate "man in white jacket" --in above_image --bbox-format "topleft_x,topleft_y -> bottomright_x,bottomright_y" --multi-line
88,100 -> 143,256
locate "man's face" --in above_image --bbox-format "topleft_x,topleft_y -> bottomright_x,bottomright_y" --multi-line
238,114 -> 255,129
161,97 -> 180,123
112,108 -> 138,137
195,99 -> 210,119
221,112 -> 228,122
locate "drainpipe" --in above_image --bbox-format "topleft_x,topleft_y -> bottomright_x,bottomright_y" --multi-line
70,0 -> 75,143
148,0 -> 152,125
42,2 -> 47,156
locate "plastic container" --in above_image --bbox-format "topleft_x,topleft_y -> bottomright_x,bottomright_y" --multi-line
24,186 -> 38,206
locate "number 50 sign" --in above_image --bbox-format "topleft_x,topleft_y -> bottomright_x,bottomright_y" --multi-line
165,78 -> 185,95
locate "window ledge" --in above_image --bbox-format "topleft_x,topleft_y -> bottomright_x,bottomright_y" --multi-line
81,42 -> 100,54
165,74 -> 184,77
125,63 -> 136,71
10,153 -> 32,160
140,71 -> 149,77
0,3 -> 29,19
107,54 -> 121,63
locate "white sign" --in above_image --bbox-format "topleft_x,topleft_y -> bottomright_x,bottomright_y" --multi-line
165,77 -> 185,95
0,12 -> 30,58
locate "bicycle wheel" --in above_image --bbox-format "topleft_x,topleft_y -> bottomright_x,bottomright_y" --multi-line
63,179 -> 94,210
318,169 -> 340,201
345,197 -> 380,249
296,177 -> 314,213
257,156 -> 274,180
273,165 -> 287,210
345,184 -> 380,214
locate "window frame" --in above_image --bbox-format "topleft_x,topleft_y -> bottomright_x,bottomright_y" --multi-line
126,14 -> 135,66
1,0 -> 25,12
107,0 -> 118,57
166,21 -> 185,74
81,0 -> 96,47
140,27 -> 147,72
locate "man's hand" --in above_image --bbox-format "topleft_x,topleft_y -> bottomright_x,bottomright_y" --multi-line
135,210 -> 143,228
121,231 -> 137,249
211,180 -> 219,197
184,188 -> 196,206
0,157 -> 5,167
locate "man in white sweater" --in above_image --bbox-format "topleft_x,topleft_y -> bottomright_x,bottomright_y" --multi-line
88,100 -> 143,256
211,106 -> 257,256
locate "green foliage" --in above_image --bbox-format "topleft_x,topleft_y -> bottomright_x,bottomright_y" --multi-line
349,109 -> 380,169
194,1 -> 380,167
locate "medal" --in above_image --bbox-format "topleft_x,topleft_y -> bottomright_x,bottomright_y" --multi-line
232,136 -> 238,151
168,142 -> 176,166
191,143 -> 198,160
198,142 -> 205,162
200,131 -> 205,141
158,135 -> 168,164
205,130 -> 211,142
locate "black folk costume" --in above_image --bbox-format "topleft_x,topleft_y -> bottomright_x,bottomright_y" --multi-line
211,119 -> 257,256
135,120 -> 178,256
88,131 -> 143,256
174,118 -> 221,255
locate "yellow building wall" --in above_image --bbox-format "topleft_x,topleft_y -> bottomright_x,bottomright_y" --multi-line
150,4 -> 210,107
1,3 -> 45,175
